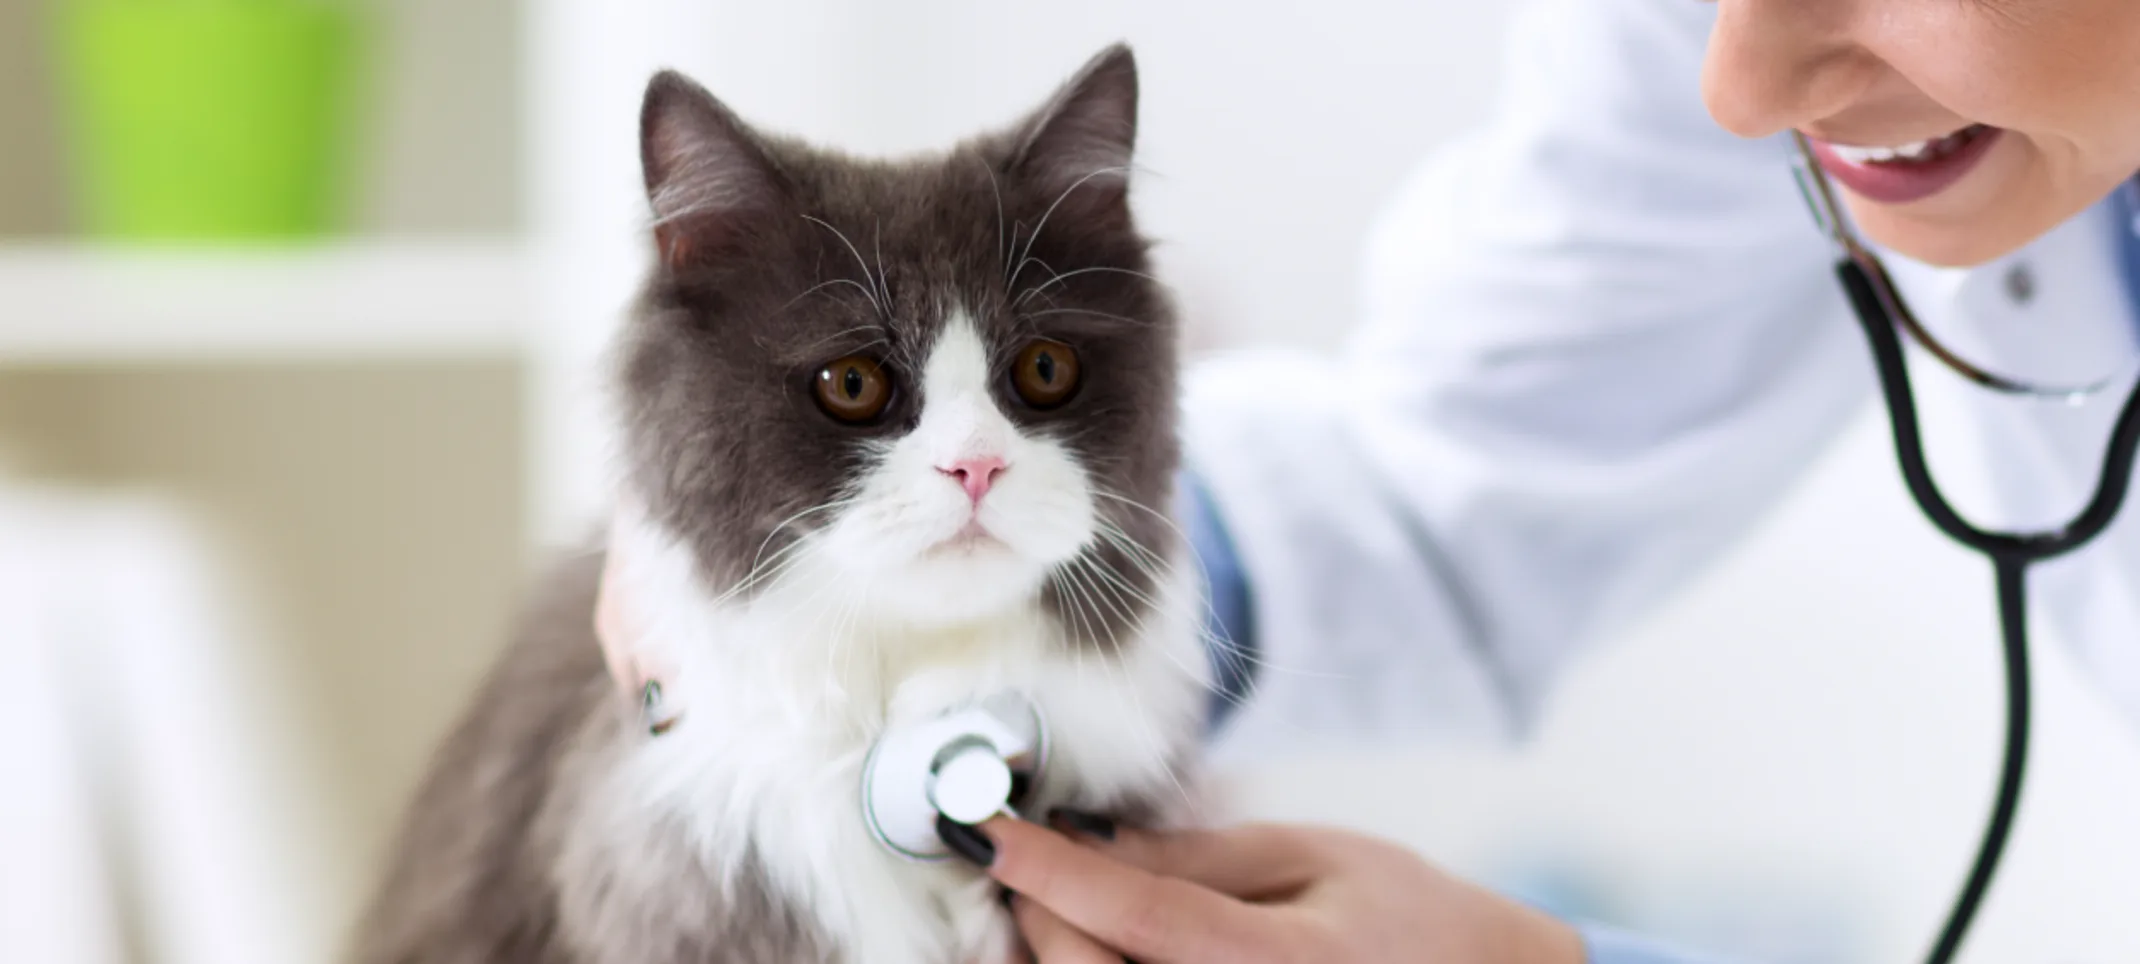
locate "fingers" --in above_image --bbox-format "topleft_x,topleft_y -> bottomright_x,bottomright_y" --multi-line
595,522 -> 638,699
1013,895 -> 1124,964
594,553 -> 633,696
984,817 -> 1276,964
595,512 -> 680,704
1060,819 -> 1327,902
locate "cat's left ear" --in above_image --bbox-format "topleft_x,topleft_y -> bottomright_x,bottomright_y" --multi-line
640,70 -> 788,270
1008,44 -> 1140,229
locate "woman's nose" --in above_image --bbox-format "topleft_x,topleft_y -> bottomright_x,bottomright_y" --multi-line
1700,0 -> 1873,139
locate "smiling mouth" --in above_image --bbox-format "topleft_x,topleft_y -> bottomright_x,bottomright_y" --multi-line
1821,125 -> 1990,165
1806,124 -> 2003,205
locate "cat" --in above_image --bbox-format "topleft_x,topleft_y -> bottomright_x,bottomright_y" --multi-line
352,44 -> 1212,964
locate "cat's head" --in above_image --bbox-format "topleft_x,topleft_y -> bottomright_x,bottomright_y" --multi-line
616,46 -> 1177,646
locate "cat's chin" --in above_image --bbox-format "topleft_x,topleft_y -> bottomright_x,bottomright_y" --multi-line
860,547 -> 1058,629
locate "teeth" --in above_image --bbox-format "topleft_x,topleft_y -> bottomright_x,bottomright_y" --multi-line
1830,145 -> 1890,164
1827,126 -> 1981,166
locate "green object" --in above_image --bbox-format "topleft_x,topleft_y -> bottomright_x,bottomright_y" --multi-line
55,1 -> 360,240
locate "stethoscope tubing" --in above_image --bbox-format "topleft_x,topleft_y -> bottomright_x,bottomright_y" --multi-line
1840,256 -> 2140,563
1838,253 -> 2140,964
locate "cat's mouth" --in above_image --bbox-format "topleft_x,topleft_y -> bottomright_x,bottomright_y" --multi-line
930,519 -> 1005,555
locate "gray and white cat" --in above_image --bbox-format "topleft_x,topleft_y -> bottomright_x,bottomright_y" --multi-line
353,45 -> 1211,964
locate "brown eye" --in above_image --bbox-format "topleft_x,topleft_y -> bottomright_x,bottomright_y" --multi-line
814,355 -> 893,423
1012,339 -> 1081,409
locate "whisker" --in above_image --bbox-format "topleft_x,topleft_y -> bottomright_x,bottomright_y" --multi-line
1006,255 -> 1058,303
1050,567 -> 1114,729
1007,165 -> 1132,293
1091,524 -> 1267,673
1089,506 -> 1338,680
1081,545 -> 1262,712
981,158 -> 1009,277
830,566 -> 876,722
1016,307 -> 1153,328
800,214 -> 884,316
1014,265 -> 1161,308
1061,569 -> 1091,706
780,278 -> 881,315
1064,556 -> 1193,808
1071,549 -> 1233,705
702,498 -> 858,609
745,499 -> 856,582
856,567 -> 888,731
1044,565 -> 1164,796
1089,533 -> 1318,744
1003,220 -> 1025,285
1066,551 -> 1140,644
873,218 -> 893,314
708,537 -> 814,609
777,557 -> 857,698
1086,529 -> 1252,667
791,323 -> 891,355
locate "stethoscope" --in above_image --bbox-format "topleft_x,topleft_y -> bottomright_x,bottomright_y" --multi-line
1791,133 -> 2140,964
851,140 -> 2140,960
859,691 -> 1048,861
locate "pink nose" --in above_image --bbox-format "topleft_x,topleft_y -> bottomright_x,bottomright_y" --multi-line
939,456 -> 1005,504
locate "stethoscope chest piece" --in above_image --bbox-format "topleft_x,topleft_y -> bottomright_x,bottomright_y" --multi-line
860,692 -> 1048,861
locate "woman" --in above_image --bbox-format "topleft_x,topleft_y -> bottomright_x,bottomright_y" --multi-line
609,0 -> 2140,959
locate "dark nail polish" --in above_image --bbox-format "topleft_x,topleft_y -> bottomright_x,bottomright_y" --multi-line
937,814 -> 995,867
1047,808 -> 1117,842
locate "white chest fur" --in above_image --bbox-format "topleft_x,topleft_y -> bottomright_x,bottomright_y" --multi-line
591,519 -> 1210,964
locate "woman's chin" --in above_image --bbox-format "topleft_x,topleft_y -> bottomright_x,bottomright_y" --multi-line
1853,206 -> 2035,268
1842,137 -> 2102,268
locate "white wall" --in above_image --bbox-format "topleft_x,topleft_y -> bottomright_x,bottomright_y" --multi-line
525,2 -> 2140,961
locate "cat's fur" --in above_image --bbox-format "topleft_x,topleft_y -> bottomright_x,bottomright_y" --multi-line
353,45 -> 1208,964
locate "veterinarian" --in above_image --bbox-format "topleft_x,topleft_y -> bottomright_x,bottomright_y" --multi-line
603,0 -> 2140,960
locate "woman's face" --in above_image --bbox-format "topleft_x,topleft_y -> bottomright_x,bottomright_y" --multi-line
1702,0 -> 2140,266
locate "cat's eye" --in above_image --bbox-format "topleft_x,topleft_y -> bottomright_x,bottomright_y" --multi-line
1011,339 -> 1081,409
814,355 -> 894,424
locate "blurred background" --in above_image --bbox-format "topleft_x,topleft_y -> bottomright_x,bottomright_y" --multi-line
3,1 -> 2138,962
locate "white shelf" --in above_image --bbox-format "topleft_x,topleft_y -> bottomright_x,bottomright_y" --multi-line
0,240 -> 533,364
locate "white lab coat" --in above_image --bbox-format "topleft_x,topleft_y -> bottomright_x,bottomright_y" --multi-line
1185,0 -> 2140,753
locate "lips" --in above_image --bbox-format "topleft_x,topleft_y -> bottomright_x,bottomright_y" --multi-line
1806,125 -> 2003,205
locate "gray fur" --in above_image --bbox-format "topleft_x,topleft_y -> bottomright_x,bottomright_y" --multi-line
620,44 -> 1177,648
355,44 -> 1177,963
350,554 -> 830,964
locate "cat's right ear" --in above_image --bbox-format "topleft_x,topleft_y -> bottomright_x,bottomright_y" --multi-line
640,70 -> 785,270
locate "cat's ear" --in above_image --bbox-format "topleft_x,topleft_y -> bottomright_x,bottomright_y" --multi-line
1008,44 -> 1139,226
640,70 -> 786,270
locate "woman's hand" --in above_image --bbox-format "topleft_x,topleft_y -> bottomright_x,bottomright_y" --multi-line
594,534 -> 633,693
984,816 -> 1583,964
594,508 -> 682,732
